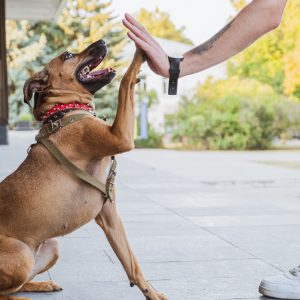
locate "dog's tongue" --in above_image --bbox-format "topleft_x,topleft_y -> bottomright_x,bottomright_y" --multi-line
90,68 -> 115,77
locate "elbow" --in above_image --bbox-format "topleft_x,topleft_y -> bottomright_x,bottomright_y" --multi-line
263,0 -> 285,31
268,13 -> 283,31
116,139 -> 134,153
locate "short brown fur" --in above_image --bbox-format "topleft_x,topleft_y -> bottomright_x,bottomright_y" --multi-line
0,41 -> 167,300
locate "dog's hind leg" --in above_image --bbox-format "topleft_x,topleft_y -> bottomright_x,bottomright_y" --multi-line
19,239 -> 62,293
95,201 -> 168,300
0,235 -> 34,298
0,296 -> 31,300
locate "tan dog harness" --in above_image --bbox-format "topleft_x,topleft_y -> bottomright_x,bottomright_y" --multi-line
35,114 -> 117,202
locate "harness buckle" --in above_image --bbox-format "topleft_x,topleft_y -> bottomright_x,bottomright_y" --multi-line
105,169 -> 117,202
48,119 -> 63,134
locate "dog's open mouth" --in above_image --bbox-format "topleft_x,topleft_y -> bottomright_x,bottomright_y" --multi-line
75,40 -> 117,94
77,55 -> 116,83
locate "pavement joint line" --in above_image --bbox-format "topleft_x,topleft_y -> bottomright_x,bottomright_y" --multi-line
47,270 -> 52,280
129,185 -> 255,255
122,175 -> 285,275
91,278 -> 172,283
148,280 -> 159,293
103,249 -> 115,264
141,258 -> 260,264
4,136 -> 300,299
118,158 -> 300,188
201,226 -> 285,274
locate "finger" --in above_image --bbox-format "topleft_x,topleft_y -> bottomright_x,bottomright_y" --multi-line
127,31 -> 164,61
127,32 -> 150,52
123,15 -> 164,50
123,15 -> 154,42
123,18 -> 160,50
127,32 -> 169,77
122,19 -> 150,42
124,13 -> 146,32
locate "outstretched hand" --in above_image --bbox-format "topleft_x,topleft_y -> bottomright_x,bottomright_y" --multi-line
122,13 -> 170,77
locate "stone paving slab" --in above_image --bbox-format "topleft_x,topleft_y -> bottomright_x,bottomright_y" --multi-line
1,131 -> 300,299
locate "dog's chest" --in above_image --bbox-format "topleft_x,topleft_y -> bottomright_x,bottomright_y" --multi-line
50,161 -> 108,236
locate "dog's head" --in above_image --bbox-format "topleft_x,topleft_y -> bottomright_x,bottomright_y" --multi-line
23,40 -> 116,116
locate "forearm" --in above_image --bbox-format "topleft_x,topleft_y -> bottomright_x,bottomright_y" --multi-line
180,0 -> 287,77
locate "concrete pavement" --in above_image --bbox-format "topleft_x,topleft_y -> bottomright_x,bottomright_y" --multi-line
1,131 -> 300,300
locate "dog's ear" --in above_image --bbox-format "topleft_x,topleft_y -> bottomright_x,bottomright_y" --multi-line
23,68 -> 49,105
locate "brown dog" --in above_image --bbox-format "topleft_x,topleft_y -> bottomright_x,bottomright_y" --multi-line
0,40 -> 168,300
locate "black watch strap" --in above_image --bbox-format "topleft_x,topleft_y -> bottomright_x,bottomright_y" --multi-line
168,56 -> 183,95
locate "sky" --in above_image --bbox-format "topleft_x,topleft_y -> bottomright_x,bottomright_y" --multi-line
110,0 -> 236,45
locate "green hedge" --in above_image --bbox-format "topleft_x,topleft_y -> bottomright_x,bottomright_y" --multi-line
135,127 -> 163,148
166,77 -> 300,150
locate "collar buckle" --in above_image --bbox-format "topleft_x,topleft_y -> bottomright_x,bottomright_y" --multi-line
48,119 -> 62,134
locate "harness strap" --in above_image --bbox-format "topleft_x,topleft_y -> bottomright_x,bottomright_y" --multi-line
36,114 -> 91,140
36,113 -> 117,202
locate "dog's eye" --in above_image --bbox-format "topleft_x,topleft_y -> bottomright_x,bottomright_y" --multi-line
63,52 -> 74,61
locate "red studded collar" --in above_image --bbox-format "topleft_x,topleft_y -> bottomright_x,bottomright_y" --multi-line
40,102 -> 95,124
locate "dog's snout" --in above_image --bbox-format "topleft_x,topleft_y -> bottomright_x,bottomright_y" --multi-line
85,39 -> 107,56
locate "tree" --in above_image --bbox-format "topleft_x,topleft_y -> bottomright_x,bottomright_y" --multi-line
227,0 -> 300,98
6,0 -> 126,125
59,0 -> 127,122
230,0 -> 247,11
136,7 -> 193,45
166,77 -> 300,150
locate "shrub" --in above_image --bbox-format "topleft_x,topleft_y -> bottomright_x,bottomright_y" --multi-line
18,113 -> 33,122
167,77 -> 300,150
135,127 -> 163,148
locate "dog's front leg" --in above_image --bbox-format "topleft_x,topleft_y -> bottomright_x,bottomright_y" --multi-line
81,48 -> 145,157
95,201 -> 168,300
109,48 -> 145,149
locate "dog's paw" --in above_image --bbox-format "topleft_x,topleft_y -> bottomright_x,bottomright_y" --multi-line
145,292 -> 169,300
46,280 -> 63,292
158,293 -> 169,300
134,48 -> 146,64
20,280 -> 63,293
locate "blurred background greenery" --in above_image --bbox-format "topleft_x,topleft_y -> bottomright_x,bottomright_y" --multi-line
6,0 -> 300,150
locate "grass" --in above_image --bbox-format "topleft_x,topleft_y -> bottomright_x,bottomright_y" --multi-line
257,161 -> 300,170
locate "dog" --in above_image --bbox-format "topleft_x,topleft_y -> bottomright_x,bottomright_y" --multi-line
0,40 -> 168,300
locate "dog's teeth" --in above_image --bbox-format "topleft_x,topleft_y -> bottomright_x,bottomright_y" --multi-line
82,66 -> 90,75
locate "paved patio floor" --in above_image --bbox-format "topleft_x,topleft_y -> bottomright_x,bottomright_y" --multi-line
1,131 -> 300,300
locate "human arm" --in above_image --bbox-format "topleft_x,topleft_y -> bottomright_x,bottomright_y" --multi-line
122,0 -> 287,77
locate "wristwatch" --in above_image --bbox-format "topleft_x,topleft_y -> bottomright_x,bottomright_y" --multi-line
168,56 -> 184,95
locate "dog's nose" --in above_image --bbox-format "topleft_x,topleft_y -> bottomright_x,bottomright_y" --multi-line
98,39 -> 106,45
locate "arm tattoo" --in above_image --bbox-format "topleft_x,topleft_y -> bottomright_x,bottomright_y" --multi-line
189,19 -> 235,55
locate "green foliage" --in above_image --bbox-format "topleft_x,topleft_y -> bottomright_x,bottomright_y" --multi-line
134,86 -> 162,148
18,113 -> 33,121
136,7 -> 193,45
230,0 -> 246,10
135,127 -> 163,149
228,0 -> 300,98
6,0 -> 126,124
167,77 -> 300,150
